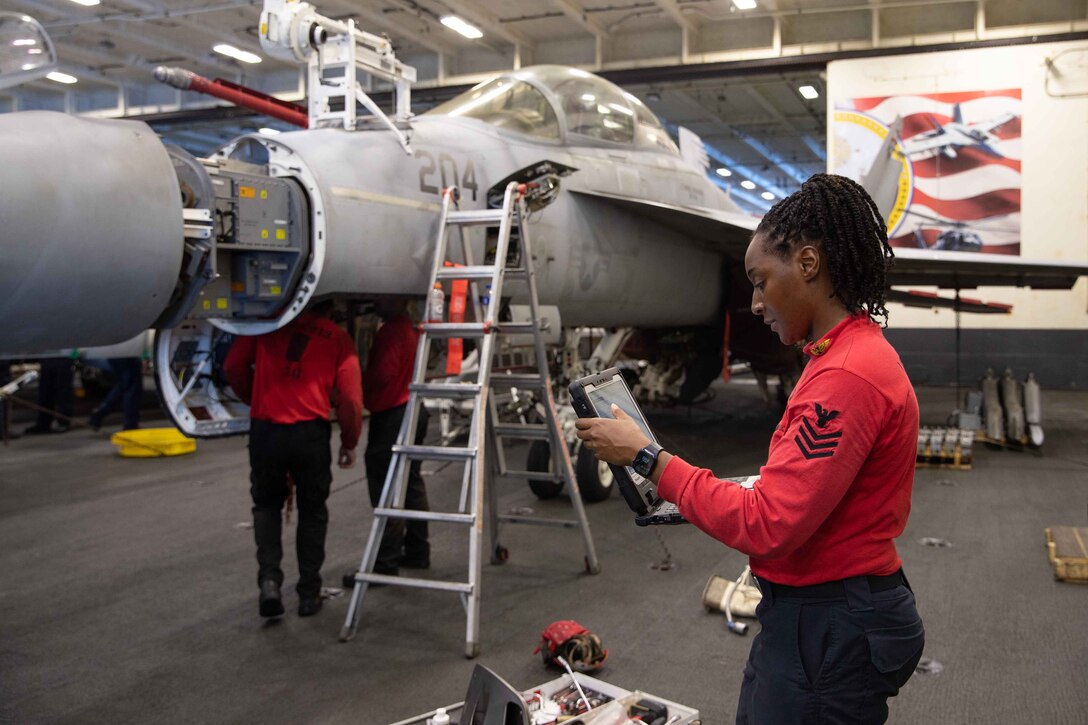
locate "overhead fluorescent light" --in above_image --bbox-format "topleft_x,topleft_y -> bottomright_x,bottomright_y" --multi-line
213,43 -> 262,64
69,0 -> 102,6
740,180 -> 756,190
733,0 -> 758,10
716,168 -> 732,177
761,191 -> 775,201
440,16 -> 483,39
798,85 -> 819,100
46,71 -> 78,84
28,48 -> 43,55
258,127 -> 280,136
12,39 -> 37,46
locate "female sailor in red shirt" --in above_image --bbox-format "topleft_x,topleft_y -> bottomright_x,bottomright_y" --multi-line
576,174 -> 924,725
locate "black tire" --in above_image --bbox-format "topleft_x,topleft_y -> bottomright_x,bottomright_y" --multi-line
574,445 -> 614,503
526,440 -> 563,499
526,441 -> 614,503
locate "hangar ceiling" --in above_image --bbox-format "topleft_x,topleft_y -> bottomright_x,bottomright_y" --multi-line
3,0 -> 1086,213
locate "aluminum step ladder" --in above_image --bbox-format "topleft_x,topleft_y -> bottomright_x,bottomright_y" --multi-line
339,182 -> 600,658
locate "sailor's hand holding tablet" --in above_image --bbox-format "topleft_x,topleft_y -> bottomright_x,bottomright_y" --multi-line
575,404 -> 673,481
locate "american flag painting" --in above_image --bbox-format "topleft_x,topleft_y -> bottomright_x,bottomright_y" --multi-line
833,89 -> 1022,256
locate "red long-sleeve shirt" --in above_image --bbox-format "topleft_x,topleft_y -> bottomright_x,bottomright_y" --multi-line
223,311 -> 363,450
658,314 -> 919,585
363,314 -> 418,413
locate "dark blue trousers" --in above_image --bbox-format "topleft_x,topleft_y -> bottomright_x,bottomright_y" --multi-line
736,572 -> 924,725
92,358 -> 142,430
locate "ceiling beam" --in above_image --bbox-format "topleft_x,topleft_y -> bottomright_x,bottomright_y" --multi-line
743,85 -> 826,165
13,0 -> 250,77
110,0 -> 266,56
551,0 -> 606,39
663,89 -> 793,198
319,0 -> 458,57
435,0 -> 535,51
650,0 -> 695,33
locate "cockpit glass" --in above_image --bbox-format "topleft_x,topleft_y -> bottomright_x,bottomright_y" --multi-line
425,66 -> 679,154
0,13 -> 56,91
531,66 -> 677,152
550,76 -> 635,144
426,78 -> 560,140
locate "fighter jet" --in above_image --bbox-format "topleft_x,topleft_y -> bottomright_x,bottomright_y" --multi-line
2,1 -> 1086,449
898,103 -> 1017,159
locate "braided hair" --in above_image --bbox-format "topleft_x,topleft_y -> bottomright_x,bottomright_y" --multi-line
754,173 -> 894,326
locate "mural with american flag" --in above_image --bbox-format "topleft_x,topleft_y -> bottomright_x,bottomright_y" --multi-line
833,89 -> 1022,256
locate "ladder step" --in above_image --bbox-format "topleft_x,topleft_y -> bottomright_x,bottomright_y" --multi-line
496,323 -> 539,335
492,423 -> 552,440
498,514 -> 580,529
352,572 -> 473,593
409,382 -> 482,399
500,470 -> 564,482
420,322 -> 540,338
423,323 -> 490,338
436,266 -> 527,282
374,508 -> 476,525
393,444 -> 477,461
489,374 -> 547,388
446,208 -> 507,226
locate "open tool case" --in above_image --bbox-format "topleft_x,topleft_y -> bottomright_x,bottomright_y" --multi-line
397,665 -> 700,725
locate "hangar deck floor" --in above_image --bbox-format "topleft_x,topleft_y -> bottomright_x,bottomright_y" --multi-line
1,381 -> 1086,725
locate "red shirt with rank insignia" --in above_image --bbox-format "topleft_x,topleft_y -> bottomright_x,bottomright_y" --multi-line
658,313 -> 919,585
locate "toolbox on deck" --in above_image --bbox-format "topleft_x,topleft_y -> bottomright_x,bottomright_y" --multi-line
398,666 -> 700,724
1045,526 -> 1088,583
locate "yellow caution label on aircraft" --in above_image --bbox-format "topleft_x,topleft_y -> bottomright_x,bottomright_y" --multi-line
261,229 -> 269,239
240,186 -> 256,199
217,298 -> 228,310
271,286 -> 282,295
202,300 -> 211,310
260,189 -> 268,199
276,229 -> 286,240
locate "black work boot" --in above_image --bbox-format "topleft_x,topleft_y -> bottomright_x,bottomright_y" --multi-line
259,580 -> 284,618
298,595 -> 322,617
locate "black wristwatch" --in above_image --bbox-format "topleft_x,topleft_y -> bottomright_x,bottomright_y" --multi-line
631,443 -> 663,478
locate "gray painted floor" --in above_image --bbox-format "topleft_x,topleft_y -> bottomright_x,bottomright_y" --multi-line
1,381 -> 1086,724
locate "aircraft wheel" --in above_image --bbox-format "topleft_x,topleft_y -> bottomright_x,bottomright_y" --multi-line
526,440 -> 563,499
575,446 -> 615,503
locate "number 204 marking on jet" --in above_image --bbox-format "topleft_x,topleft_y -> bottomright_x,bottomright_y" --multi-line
417,150 -> 478,201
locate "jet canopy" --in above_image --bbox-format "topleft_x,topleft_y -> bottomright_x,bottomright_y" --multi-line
0,13 -> 56,91
426,65 -> 679,154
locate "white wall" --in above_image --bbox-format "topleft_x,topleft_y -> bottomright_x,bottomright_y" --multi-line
828,41 -> 1088,332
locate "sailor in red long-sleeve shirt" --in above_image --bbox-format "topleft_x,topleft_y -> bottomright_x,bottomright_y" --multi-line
224,302 -> 363,619
577,175 -> 925,725
361,297 -> 430,576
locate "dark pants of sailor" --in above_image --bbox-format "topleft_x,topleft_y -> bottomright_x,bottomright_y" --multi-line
249,418 -> 333,598
737,570 -> 925,725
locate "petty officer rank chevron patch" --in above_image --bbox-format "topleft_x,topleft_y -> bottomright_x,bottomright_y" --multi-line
795,403 -> 842,459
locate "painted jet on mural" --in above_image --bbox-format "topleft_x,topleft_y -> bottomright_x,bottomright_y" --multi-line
899,103 -> 1018,159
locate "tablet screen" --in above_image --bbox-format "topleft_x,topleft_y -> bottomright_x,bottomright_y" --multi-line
585,376 -> 655,442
